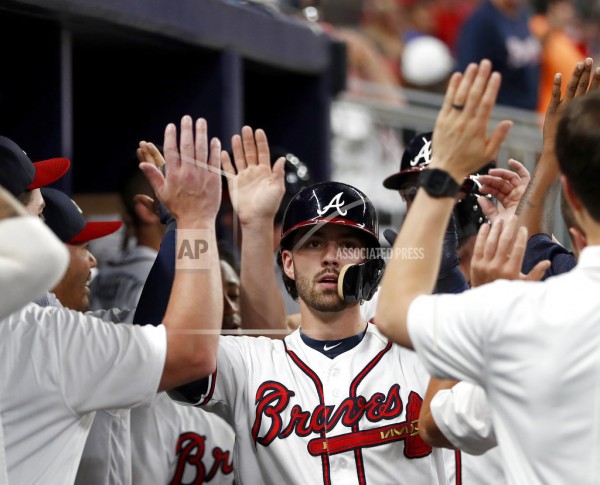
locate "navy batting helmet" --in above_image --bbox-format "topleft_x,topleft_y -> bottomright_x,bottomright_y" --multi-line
280,181 -> 380,249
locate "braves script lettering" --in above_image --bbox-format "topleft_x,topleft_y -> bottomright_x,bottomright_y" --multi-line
252,383 -> 405,446
170,432 -> 234,485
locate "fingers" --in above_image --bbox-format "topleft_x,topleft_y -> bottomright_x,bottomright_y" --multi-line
194,118 -> 208,167
546,73 -> 562,115
139,162 -> 165,196
507,158 -> 531,184
574,58 -> 593,98
255,129 -> 272,168
133,194 -> 156,213
220,150 -> 236,177
440,71 -> 463,114
453,63 -> 478,109
241,126 -> 258,167
179,115 -> 195,168
208,137 -> 221,171
477,195 -> 498,223
483,218 -> 503,260
503,224 -> 526,276
464,59 -> 493,116
272,156 -> 286,183
231,134 -> 247,172
565,60 -> 584,101
163,123 -> 179,168
472,221 -> 489,265
523,260 -> 551,281
590,66 -> 600,92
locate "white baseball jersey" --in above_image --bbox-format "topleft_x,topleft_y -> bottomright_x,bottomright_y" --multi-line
181,324 -> 446,485
407,246 -> 600,485
90,245 -> 157,311
131,393 -> 235,484
431,382 -> 505,484
0,217 -> 68,319
0,303 -> 166,485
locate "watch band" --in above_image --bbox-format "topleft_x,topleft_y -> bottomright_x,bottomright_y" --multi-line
418,168 -> 460,198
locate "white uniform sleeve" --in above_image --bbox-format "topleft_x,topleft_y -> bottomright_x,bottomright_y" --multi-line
0,217 -> 68,319
407,281 -> 511,384
47,307 -> 167,414
430,381 -> 497,455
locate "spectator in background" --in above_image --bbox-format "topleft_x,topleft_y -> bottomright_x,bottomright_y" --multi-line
529,0 -> 585,114
431,0 -> 477,53
457,0 -> 541,110
360,0 -> 406,83
90,159 -> 164,311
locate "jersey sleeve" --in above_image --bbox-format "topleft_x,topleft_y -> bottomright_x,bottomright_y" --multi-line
430,381 -> 497,455
406,281 -> 511,384
522,233 -> 576,279
0,217 -> 68,319
46,307 -> 167,414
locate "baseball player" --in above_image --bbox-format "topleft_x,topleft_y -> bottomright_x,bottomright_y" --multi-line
136,127 -> 447,484
131,257 -> 241,485
0,116 -> 223,484
0,186 -> 70,485
377,58 -> 600,484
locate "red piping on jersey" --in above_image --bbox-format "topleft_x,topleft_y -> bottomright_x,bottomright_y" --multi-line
285,343 -> 332,485
349,342 -> 393,485
455,450 -> 462,485
197,369 -> 217,407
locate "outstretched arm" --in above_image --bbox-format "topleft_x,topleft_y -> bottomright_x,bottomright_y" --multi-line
517,59 -> 600,236
221,126 -> 288,332
136,116 -> 223,392
0,186 -> 69,318
376,60 -> 512,348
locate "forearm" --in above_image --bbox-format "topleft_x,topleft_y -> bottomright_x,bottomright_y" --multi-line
419,377 -> 459,448
517,149 -> 560,236
377,190 -> 455,347
159,219 -> 221,390
240,220 -> 286,330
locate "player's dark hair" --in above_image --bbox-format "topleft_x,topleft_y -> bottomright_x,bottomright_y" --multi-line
556,91 -> 600,223
118,157 -> 156,226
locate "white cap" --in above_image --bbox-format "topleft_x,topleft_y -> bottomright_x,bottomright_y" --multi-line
401,36 -> 455,86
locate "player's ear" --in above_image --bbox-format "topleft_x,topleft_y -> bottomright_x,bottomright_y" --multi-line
281,249 -> 296,281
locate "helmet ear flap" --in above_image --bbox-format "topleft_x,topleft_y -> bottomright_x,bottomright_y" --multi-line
337,259 -> 386,303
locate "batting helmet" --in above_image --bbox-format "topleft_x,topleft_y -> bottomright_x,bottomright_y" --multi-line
280,181 -> 380,250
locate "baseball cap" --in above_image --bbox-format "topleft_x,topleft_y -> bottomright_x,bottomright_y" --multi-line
0,136 -> 70,196
41,188 -> 122,244
383,132 -> 433,190
383,132 -> 496,193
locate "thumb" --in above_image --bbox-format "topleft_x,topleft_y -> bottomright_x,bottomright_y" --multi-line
139,163 -> 165,196
477,195 -> 497,223
523,260 -> 551,281
133,194 -> 156,213
272,157 -> 286,185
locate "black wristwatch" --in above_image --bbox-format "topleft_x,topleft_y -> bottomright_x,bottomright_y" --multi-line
418,169 -> 460,198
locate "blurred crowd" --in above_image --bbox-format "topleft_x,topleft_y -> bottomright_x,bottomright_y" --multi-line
238,0 -> 600,112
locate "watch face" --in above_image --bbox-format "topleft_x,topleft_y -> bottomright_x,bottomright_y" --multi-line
430,170 -> 446,192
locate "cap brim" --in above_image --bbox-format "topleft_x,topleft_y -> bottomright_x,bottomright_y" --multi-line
382,168 -> 424,190
28,158 -> 70,190
68,221 -> 123,244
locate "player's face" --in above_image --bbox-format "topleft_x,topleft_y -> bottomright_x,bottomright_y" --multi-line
52,242 -> 97,312
23,188 -> 45,218
220,260 -> 241,332
285,224 -> 366,312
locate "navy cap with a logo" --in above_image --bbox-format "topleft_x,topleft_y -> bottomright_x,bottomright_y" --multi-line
280,181 -> 379,249
0,136 -> 70,196
383,132 -> 433,190
41,188 -> 122,244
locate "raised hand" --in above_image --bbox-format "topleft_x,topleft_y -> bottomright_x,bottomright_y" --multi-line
220,126 -> 286,226
138,116 -> 222,225
430,59 -> 512,182
478,159 -> 531,223
470,216 -> 550,287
